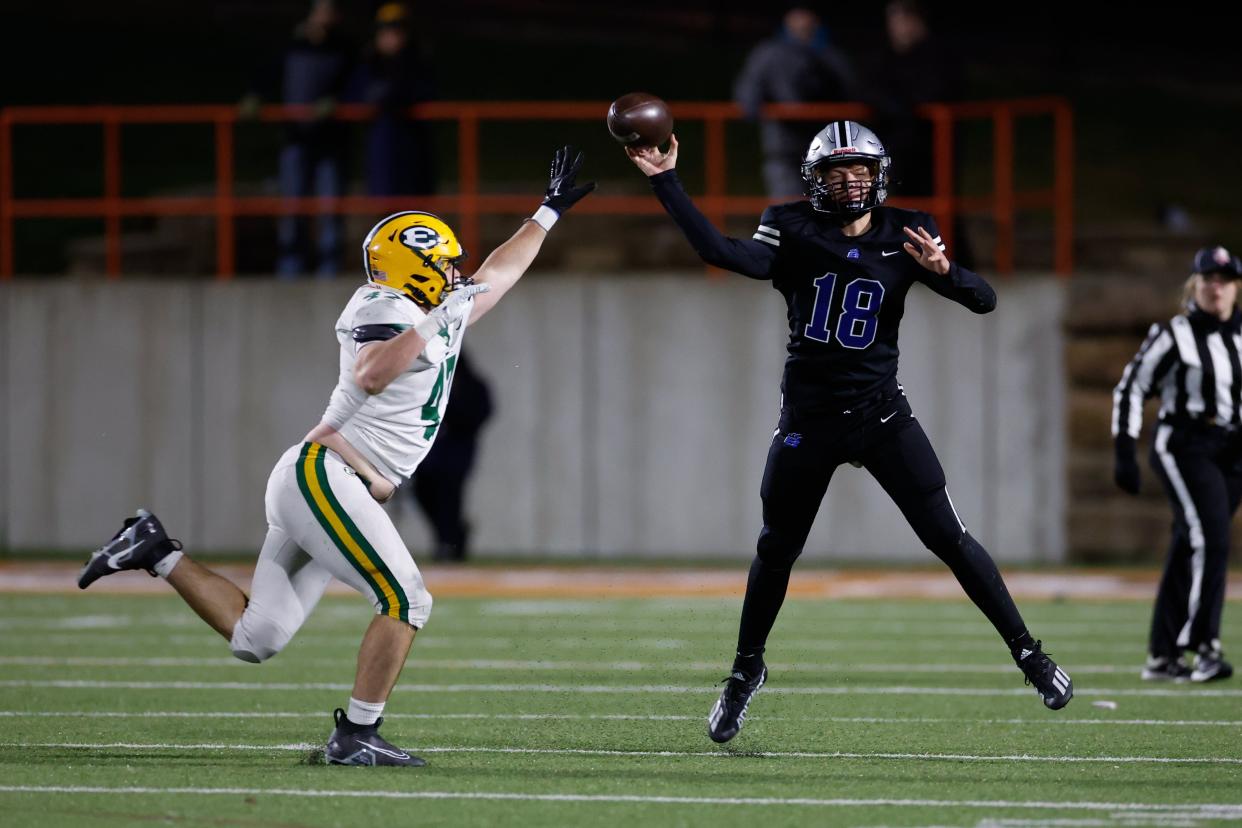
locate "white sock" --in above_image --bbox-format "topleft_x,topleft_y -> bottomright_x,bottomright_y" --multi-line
347,697 -> 385,727
152,549 -> 184,579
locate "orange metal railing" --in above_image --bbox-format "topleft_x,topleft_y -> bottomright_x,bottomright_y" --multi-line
0,99 -> 1073,279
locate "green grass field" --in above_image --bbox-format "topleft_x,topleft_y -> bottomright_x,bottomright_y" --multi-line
1,590 -> 1240,826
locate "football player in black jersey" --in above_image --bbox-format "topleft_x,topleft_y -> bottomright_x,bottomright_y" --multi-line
626,120 -> 1073,744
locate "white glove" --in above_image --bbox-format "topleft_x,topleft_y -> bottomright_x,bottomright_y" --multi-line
413,283 -> 490,340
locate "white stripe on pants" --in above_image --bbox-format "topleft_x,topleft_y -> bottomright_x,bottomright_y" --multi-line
1153,424 -> 1207,648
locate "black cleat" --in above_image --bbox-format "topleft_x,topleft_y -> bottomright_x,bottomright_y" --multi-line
1191,644 -> 1233,683
1141,654 -> 1192,682
707,666 -> 767,743
1014,640 -> 1073,710
325,708 -> 426,767
78,509 -> 181,589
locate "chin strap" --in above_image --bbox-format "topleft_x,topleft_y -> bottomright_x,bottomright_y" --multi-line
399,247 -> 472,310
412,248 -> 453,286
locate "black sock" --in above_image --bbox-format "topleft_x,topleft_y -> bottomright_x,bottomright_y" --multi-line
1007,630 -> 1037,658
732,649 -> 765,678
337,713 -> 375,734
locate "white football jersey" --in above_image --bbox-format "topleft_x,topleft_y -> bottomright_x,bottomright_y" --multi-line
321,284 -> 469,485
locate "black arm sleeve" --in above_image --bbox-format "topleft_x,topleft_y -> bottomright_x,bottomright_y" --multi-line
918,261 -> 997,314
912,214 -> 996,313
352,323 -> 407,344
649,171 -> 777,280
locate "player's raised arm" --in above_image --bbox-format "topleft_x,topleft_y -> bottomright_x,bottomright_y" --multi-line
467,146 -> 596,324
627,134 -> 777,280
904,218 -> 996,314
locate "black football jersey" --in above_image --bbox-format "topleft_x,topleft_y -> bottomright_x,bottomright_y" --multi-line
647,170 -> 996,418
754,201 -> 995,415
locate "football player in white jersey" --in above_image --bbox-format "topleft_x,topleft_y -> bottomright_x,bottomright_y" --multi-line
78,146 -> 595,767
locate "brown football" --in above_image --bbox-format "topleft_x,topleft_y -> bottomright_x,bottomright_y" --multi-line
606,92 -> 673,148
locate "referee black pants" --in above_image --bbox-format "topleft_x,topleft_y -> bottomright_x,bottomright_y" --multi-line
735,392 -> 1028,658
1147,422 -> 1241,658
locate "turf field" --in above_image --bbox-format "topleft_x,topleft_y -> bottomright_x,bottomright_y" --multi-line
1,589 -> 1240,826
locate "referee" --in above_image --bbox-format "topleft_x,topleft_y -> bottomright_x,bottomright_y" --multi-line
1113,245 -> 1242,682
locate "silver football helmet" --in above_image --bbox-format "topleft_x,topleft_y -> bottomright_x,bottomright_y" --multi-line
801,120 -> 891,217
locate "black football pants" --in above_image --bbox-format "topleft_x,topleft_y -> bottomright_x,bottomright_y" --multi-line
1147,423 -> 1241,658
735,392 -> 1028,658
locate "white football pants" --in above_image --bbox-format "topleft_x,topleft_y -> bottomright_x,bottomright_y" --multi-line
228,442 -> 432,663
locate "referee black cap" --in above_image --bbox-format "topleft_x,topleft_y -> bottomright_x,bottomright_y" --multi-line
1193,245 -> 1242,278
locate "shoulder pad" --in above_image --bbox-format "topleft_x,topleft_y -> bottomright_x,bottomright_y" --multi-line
362,288 -> 403,304
756,201 -> 816,246
760,200 -> 812,225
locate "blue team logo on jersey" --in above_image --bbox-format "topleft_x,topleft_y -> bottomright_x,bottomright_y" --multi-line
847,248 -> 860,259
783,432 -> 802,447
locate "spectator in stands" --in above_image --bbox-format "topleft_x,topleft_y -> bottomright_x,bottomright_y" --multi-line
865,0 -> 974,268
734,5 -> 858,198
349,2 -> 437,197
264,0 -> 354,277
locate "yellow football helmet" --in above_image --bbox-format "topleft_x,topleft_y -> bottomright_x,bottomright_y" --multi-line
361,211 -> 469,308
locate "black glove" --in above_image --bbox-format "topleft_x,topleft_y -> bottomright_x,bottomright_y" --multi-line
542,145 -> 596,216
1114,434 -> 1141,495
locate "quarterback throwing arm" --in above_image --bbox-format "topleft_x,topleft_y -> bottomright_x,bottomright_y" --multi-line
629,135 -> 776,279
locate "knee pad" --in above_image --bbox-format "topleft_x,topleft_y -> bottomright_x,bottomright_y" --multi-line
409,587 -> 433,629
229,609 -> 294,664
380,583 -> 433,629
756,527 -> 804,570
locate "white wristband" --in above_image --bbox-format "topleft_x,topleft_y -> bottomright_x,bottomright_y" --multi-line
530,204 -> 559,232
414,315 -> 442,341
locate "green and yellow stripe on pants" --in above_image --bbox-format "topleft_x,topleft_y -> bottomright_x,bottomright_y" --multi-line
295,442 -> 409,622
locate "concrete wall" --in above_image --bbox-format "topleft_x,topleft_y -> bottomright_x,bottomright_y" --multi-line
0,274 -> 1065,562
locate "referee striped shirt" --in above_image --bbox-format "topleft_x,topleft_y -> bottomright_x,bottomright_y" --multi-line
1112,307 -> 1242,439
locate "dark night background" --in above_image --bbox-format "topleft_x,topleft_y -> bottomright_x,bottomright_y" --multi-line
2,0 -> 1240,273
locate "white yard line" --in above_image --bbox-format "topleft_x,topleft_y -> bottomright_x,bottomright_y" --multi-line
0,785 -> 1240,815
4,679 -> 1241,698
0,710 -> 1238,727
13,632 -> 1141,655
0,655 -> 1143,674
4,742 -> 1242,766
0,656 -> 241,667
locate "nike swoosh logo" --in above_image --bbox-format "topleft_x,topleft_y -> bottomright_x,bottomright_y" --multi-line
360,740 -> 410,760
880,411 -> 898,423
107,544 -> 139,569
882,250 -> 900,256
